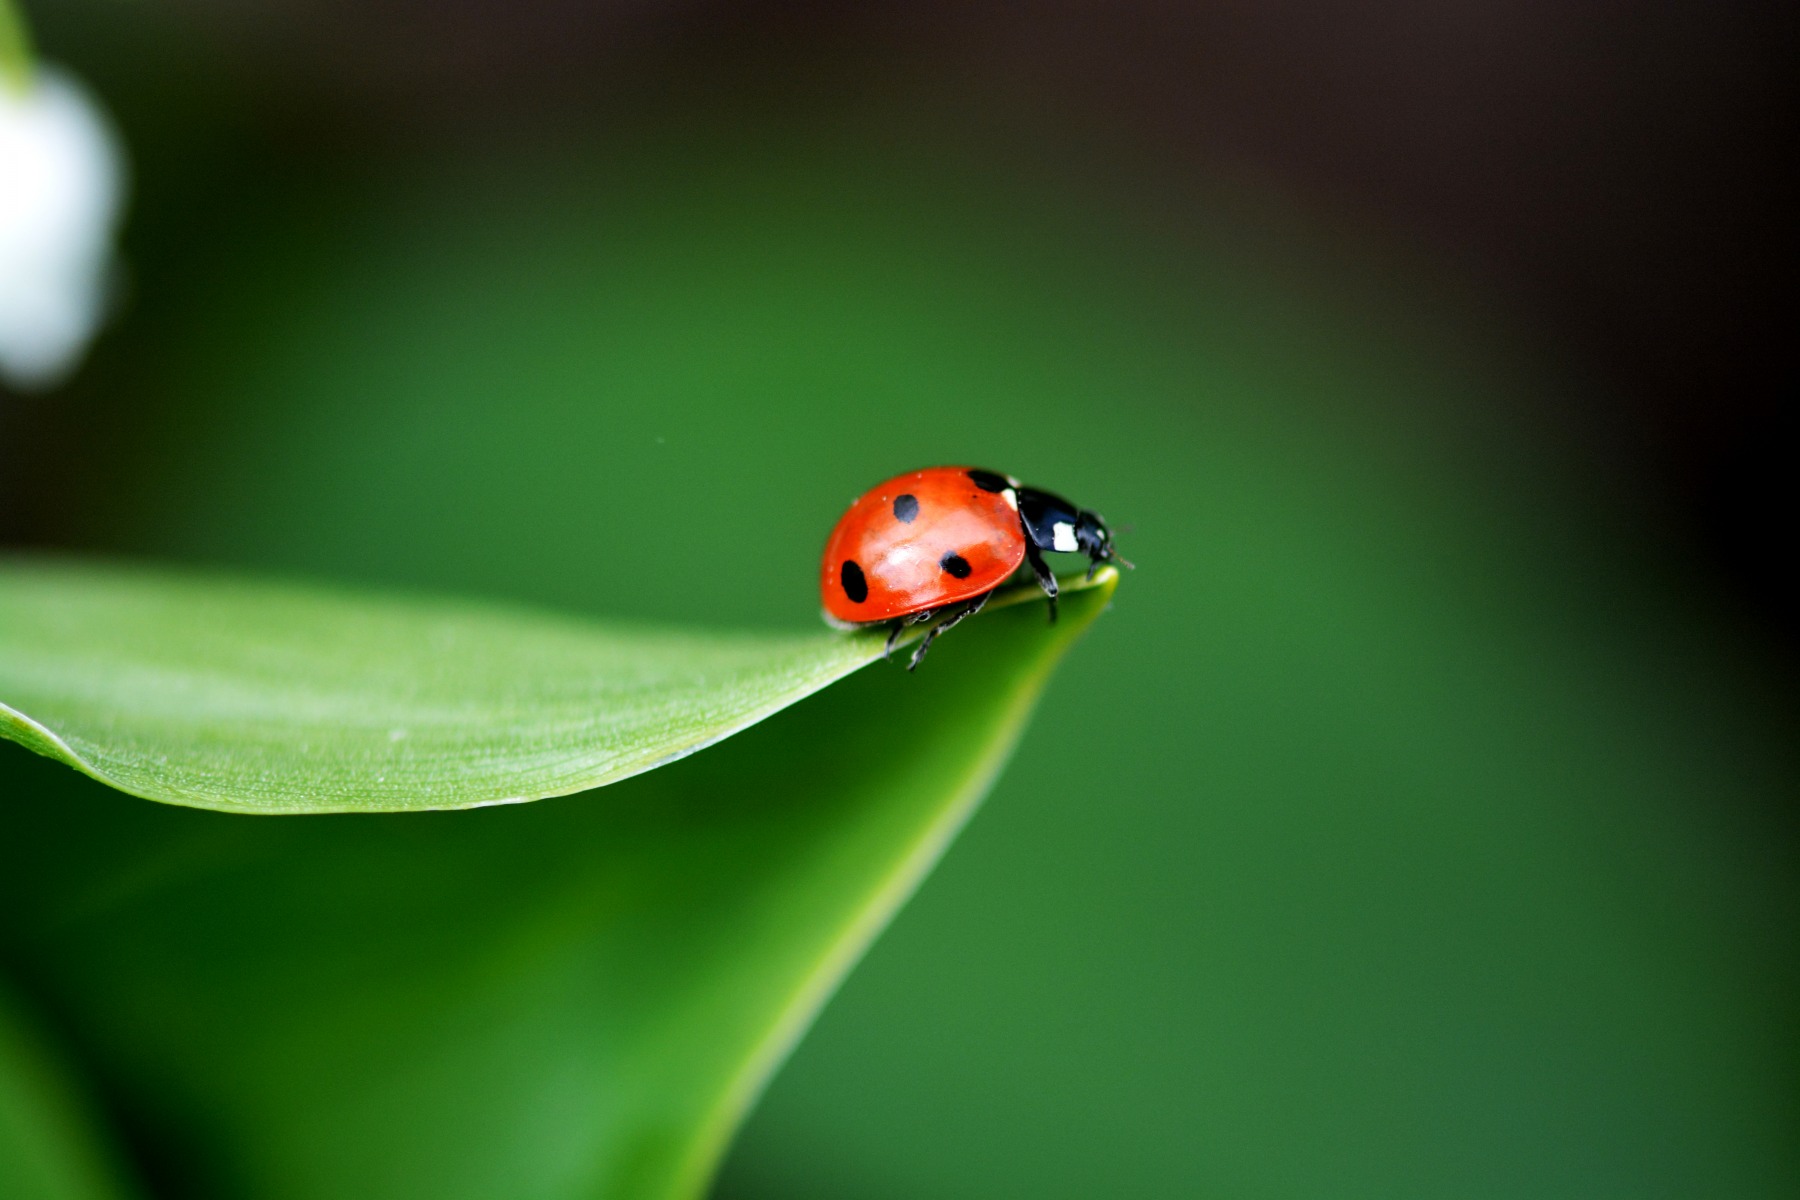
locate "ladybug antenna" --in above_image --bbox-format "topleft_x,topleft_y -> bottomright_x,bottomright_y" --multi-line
1101,518 -> 1133,569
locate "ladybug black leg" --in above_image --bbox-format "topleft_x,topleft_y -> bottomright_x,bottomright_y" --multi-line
1087,547 -> 1132,580
1024,541 -> 1059,624
884,608 -> 936,660
907,591 -> 991,671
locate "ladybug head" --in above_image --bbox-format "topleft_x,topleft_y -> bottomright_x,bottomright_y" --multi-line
1073,509 -> 1129,573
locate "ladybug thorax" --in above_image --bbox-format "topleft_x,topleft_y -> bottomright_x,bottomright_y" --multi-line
1016,490 -> 1076,553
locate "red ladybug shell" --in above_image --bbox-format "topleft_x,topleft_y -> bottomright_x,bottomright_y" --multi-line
821,466 -> 1027,624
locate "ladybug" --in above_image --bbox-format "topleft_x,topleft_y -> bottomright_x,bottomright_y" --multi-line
821,466 -> 1129,669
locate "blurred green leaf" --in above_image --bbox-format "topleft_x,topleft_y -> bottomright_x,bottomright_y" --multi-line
0,0 -> 31,86
0,557 -> 1105,815
0,558 -> 1115,1199
0,985 -> 136,1200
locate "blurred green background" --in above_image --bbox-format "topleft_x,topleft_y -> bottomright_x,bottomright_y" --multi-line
2,1 -> 1795,1196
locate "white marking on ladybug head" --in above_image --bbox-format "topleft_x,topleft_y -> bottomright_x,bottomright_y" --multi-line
1052,521 -> 1077,552
1001,487 -> 1019,511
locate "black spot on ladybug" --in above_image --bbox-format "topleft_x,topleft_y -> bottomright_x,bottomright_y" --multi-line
893,493 -> 919,523
940,552 -> 972,579
967,469 -> 1009,493
840,560 -> 869,603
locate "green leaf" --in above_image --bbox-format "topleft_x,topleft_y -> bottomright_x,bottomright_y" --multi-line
0,557 -> 1109,814
0,0 -> 32,89
0,558 -> 1116,1199
0,985 -> 138,1200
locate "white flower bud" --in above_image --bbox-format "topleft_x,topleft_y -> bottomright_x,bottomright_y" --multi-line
0,67 -> 125,391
